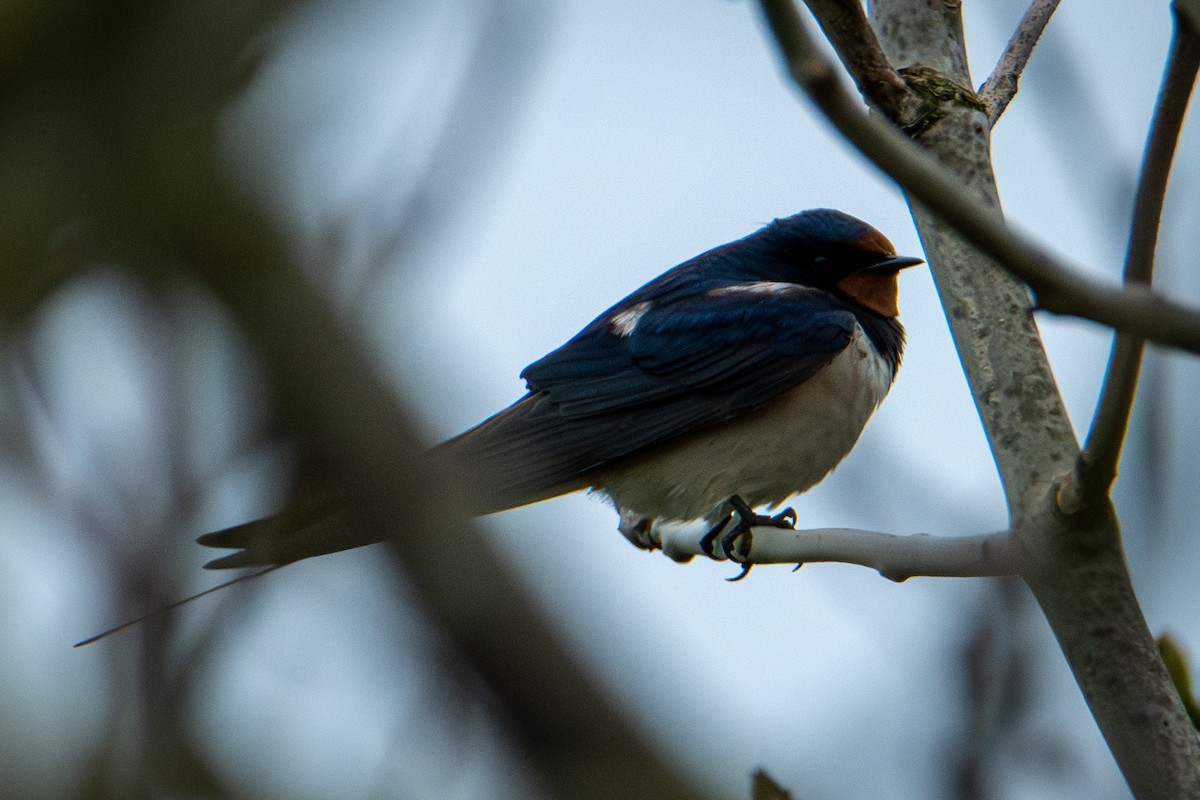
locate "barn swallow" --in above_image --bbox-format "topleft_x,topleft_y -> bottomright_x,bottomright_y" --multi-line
198,209 -> 922,572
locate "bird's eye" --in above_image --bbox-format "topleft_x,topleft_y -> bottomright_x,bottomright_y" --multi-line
813,256 -> 827,266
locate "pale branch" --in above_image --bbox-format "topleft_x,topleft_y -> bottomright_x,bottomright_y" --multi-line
978,0 -> 1062,124
656,526 -> 1019,581
1069,2 -> 1200,511
799,0 -> 922,124
850,0 -> 1200,792
758,0 -> 1200,356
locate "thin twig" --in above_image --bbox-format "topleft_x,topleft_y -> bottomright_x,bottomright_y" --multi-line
757,0 -> 1200,355
657,526 -> 1019,581
979,0 -> 1062,124
343,0 -> 543,306
800,0 -> 922,123
1068,4 -> 1200,509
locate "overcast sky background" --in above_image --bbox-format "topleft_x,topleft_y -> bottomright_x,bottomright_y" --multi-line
4,1 -> 1197,798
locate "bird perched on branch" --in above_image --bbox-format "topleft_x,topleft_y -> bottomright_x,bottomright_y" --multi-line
199,209 -> 921,572
74,209 -> 921,647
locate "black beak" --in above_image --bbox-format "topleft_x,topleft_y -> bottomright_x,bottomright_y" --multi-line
867,254 -> 925,273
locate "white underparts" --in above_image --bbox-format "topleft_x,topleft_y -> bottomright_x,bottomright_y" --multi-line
595,323 -> 894,527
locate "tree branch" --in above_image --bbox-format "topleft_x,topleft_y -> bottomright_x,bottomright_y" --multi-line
657,526 -> 1019,581
1179,0 -> 1200,33
778,0 -> 1200,791
799,0 -> 922,124
1067,2 -> 1200,511
978,0 -> 1062,124
757,0 -> 1200,356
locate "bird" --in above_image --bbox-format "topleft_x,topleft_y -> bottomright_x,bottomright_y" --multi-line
198,208 -> 922,574
73,209 -> 921,647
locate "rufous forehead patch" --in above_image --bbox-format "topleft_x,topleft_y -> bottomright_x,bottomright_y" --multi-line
856,228 -> 897,256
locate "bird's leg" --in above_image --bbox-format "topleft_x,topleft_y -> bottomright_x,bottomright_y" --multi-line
699,495 -> 797,580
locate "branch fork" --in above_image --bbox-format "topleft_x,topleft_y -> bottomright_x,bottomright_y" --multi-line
756,0 -> 1200,794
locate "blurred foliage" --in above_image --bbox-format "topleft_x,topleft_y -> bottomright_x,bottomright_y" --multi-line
750,769 -> 794,800
0,1 -> 699,799
1158,634 -> 1200,730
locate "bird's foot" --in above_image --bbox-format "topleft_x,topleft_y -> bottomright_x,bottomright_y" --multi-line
618,510 -> 658,551
699,496 -> 796,581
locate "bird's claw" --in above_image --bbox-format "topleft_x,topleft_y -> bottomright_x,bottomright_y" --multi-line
700,497 -> 797,580
727,563 -> 754,582
771,507 -> 797,528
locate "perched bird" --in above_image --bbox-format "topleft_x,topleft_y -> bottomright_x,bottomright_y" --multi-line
200,209 -> 921,571
74,209 -> 920,646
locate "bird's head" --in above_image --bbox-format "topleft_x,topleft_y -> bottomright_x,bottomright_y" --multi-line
748,209 -> 924,317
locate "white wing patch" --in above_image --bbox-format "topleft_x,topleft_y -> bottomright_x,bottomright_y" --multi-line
707,281 -> 798,297
609,301 -> 653,337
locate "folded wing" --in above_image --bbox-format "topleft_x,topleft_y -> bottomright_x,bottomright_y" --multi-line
441,285 -> 857,511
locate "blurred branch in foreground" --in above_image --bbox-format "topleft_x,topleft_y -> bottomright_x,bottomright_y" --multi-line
0,2 -> 699,798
